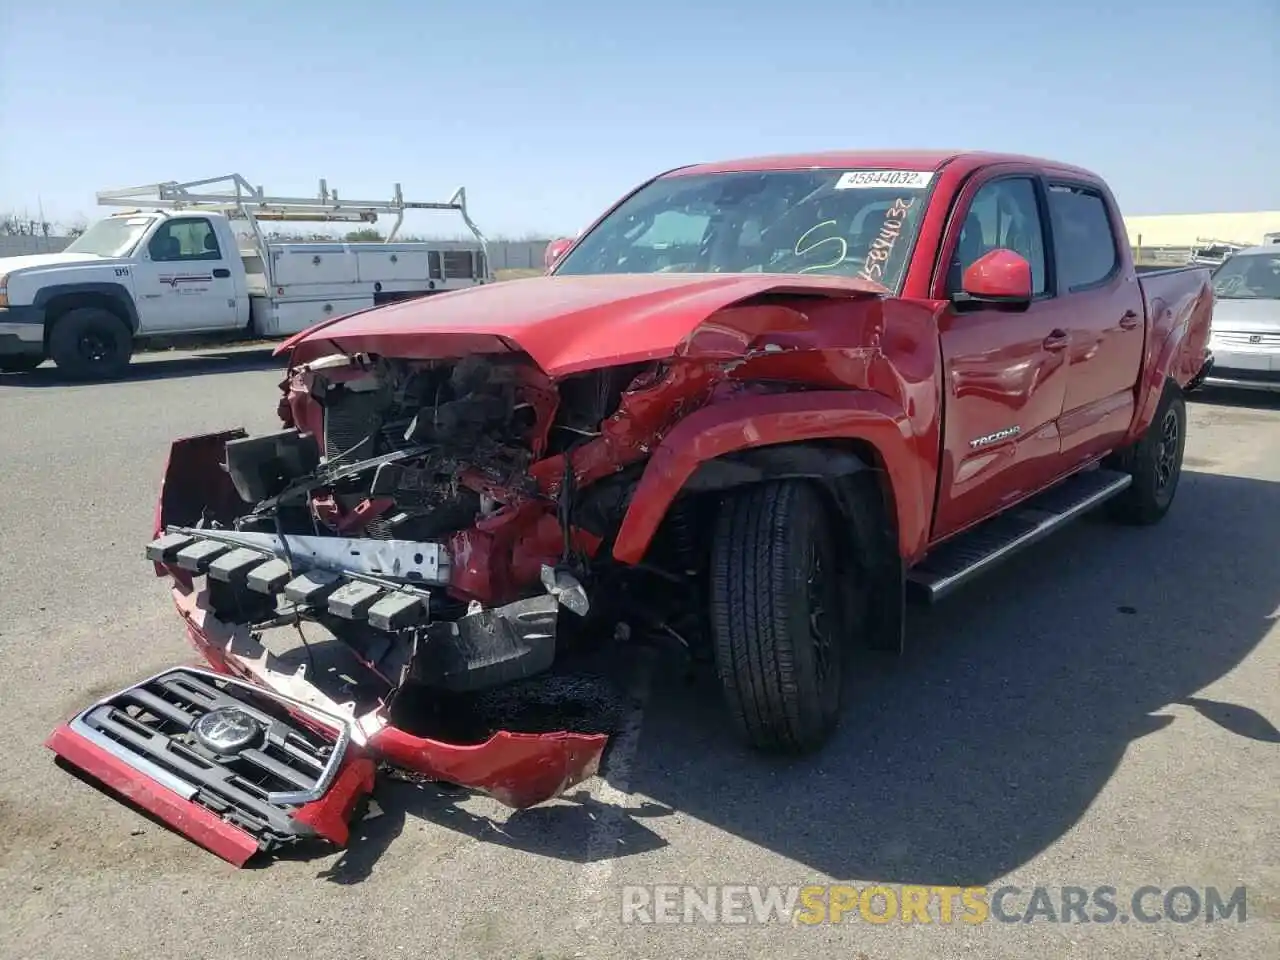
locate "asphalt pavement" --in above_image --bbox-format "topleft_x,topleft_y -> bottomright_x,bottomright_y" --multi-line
1,350 -> 1276,960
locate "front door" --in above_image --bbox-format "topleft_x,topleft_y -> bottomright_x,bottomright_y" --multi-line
133,216 -> 239,333
931,172 -> 1071,541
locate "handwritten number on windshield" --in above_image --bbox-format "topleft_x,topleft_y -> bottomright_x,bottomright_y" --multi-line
857,197 -> 914,284
793,219 -> 847,274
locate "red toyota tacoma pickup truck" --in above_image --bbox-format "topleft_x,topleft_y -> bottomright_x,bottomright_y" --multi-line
48,150 -> 1214,865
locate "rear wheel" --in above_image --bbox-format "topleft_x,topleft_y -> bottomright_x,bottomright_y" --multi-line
47,308 -> 133,381
709,480 -> 849,753
0,354 -> 43,373
1106,383 -> 1187,525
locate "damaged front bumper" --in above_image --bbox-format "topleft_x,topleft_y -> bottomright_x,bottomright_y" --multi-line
161,577 -> 608,809
47,532 -> 608,867
146,523 -> 575,694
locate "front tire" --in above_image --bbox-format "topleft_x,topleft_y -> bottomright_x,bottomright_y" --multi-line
709,480 -> 848,753
47,308 -> 133,381
1106,383 -> 1187,525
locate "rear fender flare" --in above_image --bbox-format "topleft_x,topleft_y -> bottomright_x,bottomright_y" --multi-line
610,390 -> 929,564
1129,315 -> 1189,444
1127,283 -> 1211,444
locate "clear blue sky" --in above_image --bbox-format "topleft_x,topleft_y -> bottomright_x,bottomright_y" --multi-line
1,0 -> 1276,238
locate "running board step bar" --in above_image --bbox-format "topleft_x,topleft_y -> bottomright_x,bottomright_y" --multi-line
906,468 -> 1132,604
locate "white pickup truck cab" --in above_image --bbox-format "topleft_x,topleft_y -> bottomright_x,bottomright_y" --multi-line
0,174 -> 490,379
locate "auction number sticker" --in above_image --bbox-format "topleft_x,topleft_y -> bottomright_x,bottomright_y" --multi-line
835,170 -> 934,190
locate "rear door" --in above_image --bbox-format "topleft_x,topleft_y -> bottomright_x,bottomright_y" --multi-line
132,216 -> 240,333
930,167 -> 1071,541
1041,182 -> 1145,464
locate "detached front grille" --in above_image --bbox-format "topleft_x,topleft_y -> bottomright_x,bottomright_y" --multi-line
71,668 -> 349,847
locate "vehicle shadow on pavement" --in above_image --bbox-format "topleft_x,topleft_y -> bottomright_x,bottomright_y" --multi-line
246,468 -> 1276,884
0,348 -> 283,387
304,780 -> 673,885
617,468 -> 1279,887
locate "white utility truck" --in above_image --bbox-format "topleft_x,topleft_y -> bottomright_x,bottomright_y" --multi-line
0,174 -> 491,379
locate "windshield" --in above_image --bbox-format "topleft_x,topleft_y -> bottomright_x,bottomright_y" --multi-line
63,216 -> 155,258
1212,251 -> 1280,299
552,168 -> 935,291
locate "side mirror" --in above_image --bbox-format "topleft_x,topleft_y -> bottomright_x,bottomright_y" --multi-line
544,237 -> 574,271
959,249 -> 1033,306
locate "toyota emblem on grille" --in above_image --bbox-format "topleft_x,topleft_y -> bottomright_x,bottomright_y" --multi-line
193,706 -> 262,755
1249,334 -> 1263,343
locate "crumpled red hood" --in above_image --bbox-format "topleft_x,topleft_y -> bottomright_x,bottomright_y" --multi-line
278,272 -> 883,376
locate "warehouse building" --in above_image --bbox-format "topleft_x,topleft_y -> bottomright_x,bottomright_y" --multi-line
1123,211 -> 1280,265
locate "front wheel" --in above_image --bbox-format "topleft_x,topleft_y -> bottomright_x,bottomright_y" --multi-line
47,308 -> 133,381
709,480 -> 849,753
1106,383 -> 1187,525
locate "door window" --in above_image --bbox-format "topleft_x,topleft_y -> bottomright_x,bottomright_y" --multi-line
948,177 -> 1048,296
147,218 -> 223,262
1046,185 -> 1119,291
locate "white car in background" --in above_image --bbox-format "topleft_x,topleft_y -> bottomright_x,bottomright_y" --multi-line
1204,243 -> 1280,393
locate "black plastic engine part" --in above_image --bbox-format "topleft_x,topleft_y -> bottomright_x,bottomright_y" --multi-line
222,429 -> 321,505
408,595 -> 559,693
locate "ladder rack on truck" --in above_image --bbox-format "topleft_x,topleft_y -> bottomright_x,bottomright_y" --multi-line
94,173 -> 492,290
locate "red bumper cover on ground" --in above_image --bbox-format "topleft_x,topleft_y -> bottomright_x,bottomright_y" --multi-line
45,587 -> 608,866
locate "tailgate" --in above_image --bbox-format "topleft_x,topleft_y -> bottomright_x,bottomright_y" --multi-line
46,667 -> 375,866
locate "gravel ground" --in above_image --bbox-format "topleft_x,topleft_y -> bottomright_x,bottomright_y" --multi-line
0,352 -> 1276,960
